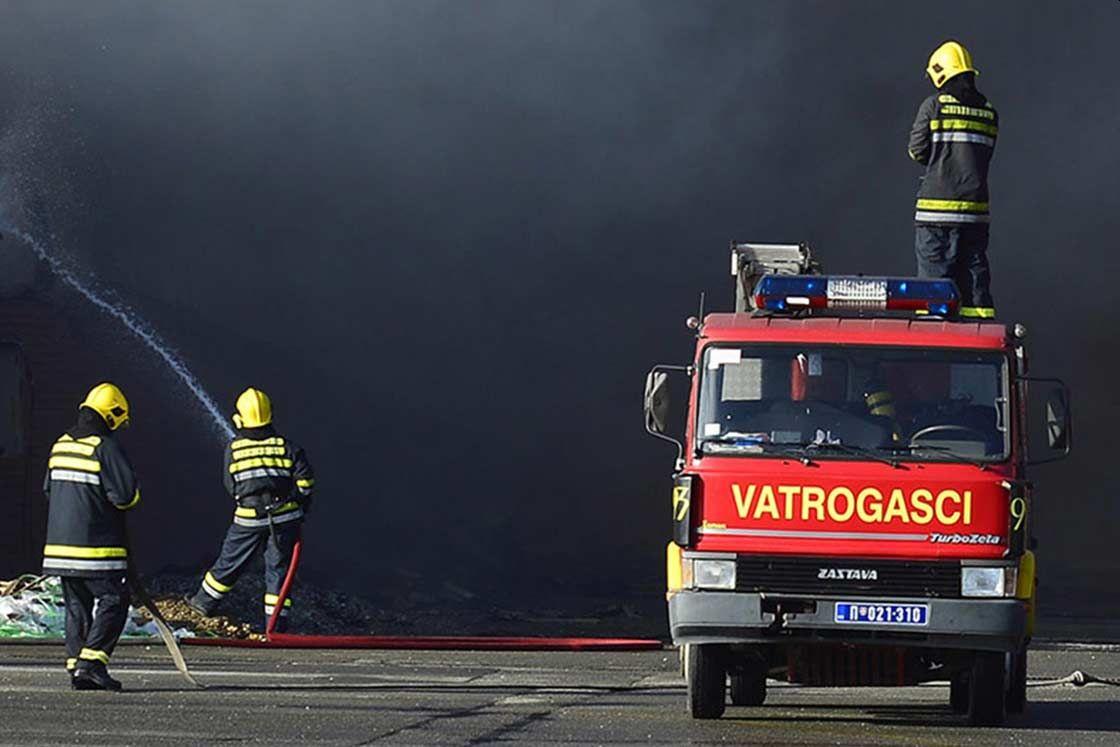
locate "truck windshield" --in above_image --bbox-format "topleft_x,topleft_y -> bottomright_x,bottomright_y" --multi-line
697,345 -> 1009,463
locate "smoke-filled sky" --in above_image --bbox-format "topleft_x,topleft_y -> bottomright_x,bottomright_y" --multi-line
0,1 -> 1116,606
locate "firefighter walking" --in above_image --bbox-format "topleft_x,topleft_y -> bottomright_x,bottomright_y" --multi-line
908,40 -> 999,319
43,383 -> 141,691
186,387 -> 315,631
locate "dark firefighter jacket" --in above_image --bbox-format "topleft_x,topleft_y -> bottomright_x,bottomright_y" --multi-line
908,76 -> 998,225
223,425 -> 315,529
42,409 -> 140,577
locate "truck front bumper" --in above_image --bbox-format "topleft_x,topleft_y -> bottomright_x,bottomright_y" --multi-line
669,591 -> 1026,652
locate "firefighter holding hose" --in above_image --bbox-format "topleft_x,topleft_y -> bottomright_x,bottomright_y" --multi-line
186,387 -> 315,632
42,383 -> 140,691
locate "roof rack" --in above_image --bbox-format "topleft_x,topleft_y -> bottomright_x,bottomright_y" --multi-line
730,242 -> 820,312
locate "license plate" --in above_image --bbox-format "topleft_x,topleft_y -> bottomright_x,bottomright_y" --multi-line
834,602 -> 929,626
827,278 -> 887,305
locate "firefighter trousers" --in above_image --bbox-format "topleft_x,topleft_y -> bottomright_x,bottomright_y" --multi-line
194,519 -> 300,630
914,223 -> 995,318
62,575 -> 130,671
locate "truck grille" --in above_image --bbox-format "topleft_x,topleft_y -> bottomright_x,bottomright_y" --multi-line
735,556 -> 960,598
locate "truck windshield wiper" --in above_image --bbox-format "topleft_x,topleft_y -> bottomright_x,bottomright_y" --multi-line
801,443 -> 904,468
761,443 -> 900,468
879,444 -> 990,470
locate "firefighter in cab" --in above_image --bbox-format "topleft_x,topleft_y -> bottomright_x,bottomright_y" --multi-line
186,387 -> 315,631
908,40 -> 998,319
42,383 -> 141,691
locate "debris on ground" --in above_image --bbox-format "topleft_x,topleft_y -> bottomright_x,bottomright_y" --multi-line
137,596 -> 262,641
0,575 -> 223,640
5,563 -> 667,640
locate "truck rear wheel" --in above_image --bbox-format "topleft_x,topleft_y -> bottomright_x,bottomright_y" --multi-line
729,659 -> 767,706
967,652 -> 1007,726
1006,647 -> 1027,714
686,644 -> 727,719
949,673 -> 969,714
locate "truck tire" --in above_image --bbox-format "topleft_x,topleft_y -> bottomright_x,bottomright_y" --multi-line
1006,647 -> 1027,714
967,652 -> 1007,726
687,644 -> 727,719
949,673 -> 969,714
729,658 -> 767,706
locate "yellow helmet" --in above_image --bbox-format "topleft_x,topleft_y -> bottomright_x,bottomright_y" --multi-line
80,382 -> 130,431
926,40 -> 978,88
233,387 -> 272,429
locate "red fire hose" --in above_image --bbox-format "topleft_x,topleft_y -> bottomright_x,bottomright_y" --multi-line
264,533 -> 301,637
189,531 -> 663,652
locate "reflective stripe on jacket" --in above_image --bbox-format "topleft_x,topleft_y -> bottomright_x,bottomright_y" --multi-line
42,432 -> 140,576
908,93 -> 998,224
223,427 -> 315,523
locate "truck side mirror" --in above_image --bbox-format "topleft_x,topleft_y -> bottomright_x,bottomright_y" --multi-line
1045,390 -> 1071,451
644,372 -> 670,434
1023,377 -> 1072,465
643,364 -> 691,468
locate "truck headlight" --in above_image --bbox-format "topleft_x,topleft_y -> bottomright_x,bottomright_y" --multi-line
961,566 -> 1017,598
693,559 -> 736,590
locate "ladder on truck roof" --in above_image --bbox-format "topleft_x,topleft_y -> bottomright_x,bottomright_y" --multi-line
730,242 -> 820,312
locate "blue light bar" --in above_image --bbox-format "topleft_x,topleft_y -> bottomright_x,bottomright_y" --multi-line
752,275 -> 960,315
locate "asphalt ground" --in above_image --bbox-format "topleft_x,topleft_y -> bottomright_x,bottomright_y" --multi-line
1,643 -> 1119,745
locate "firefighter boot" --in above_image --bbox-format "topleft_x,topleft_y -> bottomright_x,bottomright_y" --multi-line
67,661 -> 97,691
73,661 -> 122,692
184,590 -> 218,617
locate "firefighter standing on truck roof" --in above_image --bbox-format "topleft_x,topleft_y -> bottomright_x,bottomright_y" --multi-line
43,383 -> 140,691
908,40 -> 998,319
185,387 -> 315,632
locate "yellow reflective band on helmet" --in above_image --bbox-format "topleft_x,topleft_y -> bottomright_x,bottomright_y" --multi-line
230,437 -> 285,450
48,455 -> 101,473
229,456 -> 293,473
865,391 -> 893,407
232,445 -> 288,460
44,544 -> 127,559
296,478 -> 314,489
117,489 -> 141,510
929,119 -> 998,136
960,306 -> 997,318
52,441 -> 96,457
79,648 -> 110,664
234,500 -> 300,518
204,571 -> 232,593
939,104 -> 996,120
263,594 -> 292,607
915,198 -> 990,213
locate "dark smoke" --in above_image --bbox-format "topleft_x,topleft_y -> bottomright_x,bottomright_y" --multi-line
0,1 -> 1116,619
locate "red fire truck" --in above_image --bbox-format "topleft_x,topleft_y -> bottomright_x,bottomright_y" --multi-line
644,244 -> 1071,726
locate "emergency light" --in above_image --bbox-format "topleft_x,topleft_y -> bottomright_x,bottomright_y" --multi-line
752,275 -> 959,316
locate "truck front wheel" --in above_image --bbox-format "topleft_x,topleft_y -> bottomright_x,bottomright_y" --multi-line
1006,647 -> 1027,714
968,652 -> 1007,726
687,644 -> 727,719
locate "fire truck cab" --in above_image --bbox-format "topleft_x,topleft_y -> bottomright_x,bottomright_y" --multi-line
644,244 -> 1072,726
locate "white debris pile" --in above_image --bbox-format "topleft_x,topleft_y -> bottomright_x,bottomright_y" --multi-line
0,575 -> 193,639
